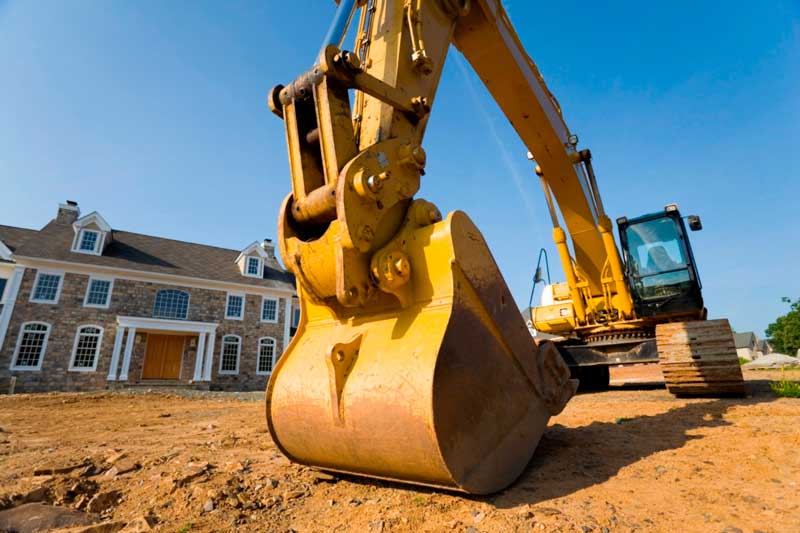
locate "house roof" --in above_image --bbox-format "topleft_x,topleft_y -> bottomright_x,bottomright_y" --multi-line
733,331 -> 757,349
0,224 -> 38,263
3,218 -> 294,291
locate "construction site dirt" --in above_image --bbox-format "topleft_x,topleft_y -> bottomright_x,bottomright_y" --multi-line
1,367 -> 798,533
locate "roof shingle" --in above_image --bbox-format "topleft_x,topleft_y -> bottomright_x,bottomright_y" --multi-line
0,224 -> 38,263
4,219 -> 294,290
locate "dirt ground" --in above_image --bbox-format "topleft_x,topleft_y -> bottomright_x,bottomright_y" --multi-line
1,366 -> 798,533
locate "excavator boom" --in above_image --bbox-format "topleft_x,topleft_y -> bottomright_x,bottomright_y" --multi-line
489,7 -> 745,394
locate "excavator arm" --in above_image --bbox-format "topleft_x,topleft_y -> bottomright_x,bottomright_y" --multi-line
265,0 -> 600,494
271,0 -> 631,325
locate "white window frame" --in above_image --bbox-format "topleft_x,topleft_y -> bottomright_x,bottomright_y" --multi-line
83,276 -> 114,309
261,296 -> 279,323
256,336 -> 277,376
244,256 -> 263,278
72,229 -> 105,256
225,292 -> 245,321
11,321 -> 52,371
68,324 -> 104,372
29,270 -> 64,304
218,335 -> 241,375
0,277 -> 8,304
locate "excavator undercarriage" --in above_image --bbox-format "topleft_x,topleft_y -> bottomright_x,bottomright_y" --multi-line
554,322 -> 745,396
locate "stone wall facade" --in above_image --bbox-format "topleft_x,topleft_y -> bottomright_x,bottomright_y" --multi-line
0,268 -> 289,393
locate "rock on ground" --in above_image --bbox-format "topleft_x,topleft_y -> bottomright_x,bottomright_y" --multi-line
0,503 -> 98,532
743,353 -> 800,369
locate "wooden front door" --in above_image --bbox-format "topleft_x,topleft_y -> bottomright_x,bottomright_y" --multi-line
142,334 -> 185,379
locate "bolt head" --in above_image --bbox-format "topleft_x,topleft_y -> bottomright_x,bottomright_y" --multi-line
366,175 -> 383,193
393,256 -> 410,276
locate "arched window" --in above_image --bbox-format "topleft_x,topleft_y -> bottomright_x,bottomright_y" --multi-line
257,337 -> 277,375
69,325 -> 104,372
153,289 -> 190,320
219,335 -> 241,375
12,322 -> 51,370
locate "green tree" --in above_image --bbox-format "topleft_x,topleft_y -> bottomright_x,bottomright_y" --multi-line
765,297 -> 800,356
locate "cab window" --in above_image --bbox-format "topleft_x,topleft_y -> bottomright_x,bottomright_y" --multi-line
624,217 -> 691,299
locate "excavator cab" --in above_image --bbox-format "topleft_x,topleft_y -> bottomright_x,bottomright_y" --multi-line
617,205 -> 704,319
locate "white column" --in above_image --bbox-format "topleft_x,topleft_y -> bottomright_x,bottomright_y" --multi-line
203,331 -> 216,381
0,266 -> 25,352
192,332 -> 207,381
282,297 -> 292,354
107,326 -> 126,381
118,327 -> 136,381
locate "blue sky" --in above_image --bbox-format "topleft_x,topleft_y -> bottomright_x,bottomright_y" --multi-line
1,1 -> 798,336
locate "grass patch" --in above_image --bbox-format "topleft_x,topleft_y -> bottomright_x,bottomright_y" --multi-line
177,523 -> 194,533
770,380 -> 800,398
738,357 -> 750,365
615,417 -> 633,425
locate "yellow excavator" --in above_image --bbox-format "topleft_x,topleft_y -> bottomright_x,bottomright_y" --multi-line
265,0 -> 743,494
528,185 -> 745,396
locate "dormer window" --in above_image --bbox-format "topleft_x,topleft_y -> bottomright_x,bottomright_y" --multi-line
78,230 -> 100,253
235,241 -> 271,278
70,211 -> 112,256
246,256 -> 262,277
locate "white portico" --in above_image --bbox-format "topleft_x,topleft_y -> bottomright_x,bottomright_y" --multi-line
107,316 -> 219,382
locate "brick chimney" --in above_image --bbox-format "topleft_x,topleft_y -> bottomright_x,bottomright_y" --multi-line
261,238 -> 275,259
56,200 -> 80,224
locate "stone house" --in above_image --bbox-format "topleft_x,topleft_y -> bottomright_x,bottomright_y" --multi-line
0,201 -> 297,393
734,331 -> 772,362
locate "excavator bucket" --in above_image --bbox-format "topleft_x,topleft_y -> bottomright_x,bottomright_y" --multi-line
266,211 -> 577,494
